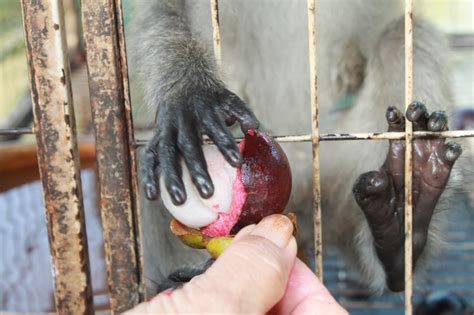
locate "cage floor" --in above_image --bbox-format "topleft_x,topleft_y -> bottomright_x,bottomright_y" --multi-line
323,194 -> 474,314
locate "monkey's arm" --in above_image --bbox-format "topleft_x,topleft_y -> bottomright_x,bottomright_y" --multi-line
135,1 -> 258,205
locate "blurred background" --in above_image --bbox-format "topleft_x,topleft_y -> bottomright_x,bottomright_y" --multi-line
0,0 -> 472,313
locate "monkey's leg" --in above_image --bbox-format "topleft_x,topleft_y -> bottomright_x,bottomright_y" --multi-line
353,102 -> 462,291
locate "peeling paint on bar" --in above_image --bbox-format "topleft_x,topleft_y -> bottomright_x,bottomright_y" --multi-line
20,0 -> 93,314
307,0 -> 323,280
81,0 -> 140,312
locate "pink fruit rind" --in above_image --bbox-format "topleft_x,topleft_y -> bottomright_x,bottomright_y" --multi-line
237,130 -> 292,227
200,130 -> 291,237
200,140 -> 248,237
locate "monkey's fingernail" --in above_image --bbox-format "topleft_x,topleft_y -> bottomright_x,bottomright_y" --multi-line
145,183 -> 159,200
170,185 -> 186,205
406,101 -> 428,122
198,180 -> 214,199
228,150 -> 242,166
250,214 -> 293,248
193,174 -> 214,198
386,106 -> 402,123
441,142 -> 462,163
428,111 -> 447,131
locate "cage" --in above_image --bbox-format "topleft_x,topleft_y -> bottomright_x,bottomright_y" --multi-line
0,0 -> 473,314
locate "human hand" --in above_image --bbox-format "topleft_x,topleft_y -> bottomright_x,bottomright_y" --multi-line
126,214 -> 347,314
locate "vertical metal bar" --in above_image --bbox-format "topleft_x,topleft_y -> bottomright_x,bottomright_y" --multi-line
307,0 -> 323,279
210,0 -> 222,66
404,0 -> 414,314
20,0 -> 94,314
81,0 -> 140,312
116,0 -> 146,302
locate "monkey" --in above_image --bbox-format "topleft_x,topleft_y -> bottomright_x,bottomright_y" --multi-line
126,0 -> 465,295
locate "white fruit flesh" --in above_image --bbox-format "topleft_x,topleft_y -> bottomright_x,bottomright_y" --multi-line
160,146 -> 237,229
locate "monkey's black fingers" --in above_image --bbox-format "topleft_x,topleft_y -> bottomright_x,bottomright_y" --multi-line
143,150 -> 160,200
438,141 -> 462,165
177,116 -> 214,199
427,111 -> 448,131
143,131 -> 161,200
406,101 -> 429,130
220,89 -> 260,132
197,101 -> 242,167
386,106 -> 405,131
158,126 -> 186,205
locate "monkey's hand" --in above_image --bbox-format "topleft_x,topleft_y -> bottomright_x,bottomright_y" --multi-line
142,82 -> 259,205
353,102 -> 462,292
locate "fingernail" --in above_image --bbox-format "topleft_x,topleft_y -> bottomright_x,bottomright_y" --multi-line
444,142 -> 462,162
250,214 -> 293,248
199,180 -> 214,198
386,106 -> 401,123
228,150 -> 242,165
145,183 -> 159,200
170,186 -> 186,205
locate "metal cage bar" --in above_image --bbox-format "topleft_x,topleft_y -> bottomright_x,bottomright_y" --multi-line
134,129 -> 474,147
0,127 -> 34,135
81,0 -> 141,312
210,0 -> 222,66
20,0 -> 94,313
116,0 -> 147,302
307,0 -> 323,279
404,0 -> 414,313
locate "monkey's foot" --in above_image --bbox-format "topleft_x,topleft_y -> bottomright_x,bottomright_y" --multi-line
353,102 -> 462,292
156,259 -> 214,294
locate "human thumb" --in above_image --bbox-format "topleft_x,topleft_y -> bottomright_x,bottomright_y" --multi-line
141,214 -> 297,314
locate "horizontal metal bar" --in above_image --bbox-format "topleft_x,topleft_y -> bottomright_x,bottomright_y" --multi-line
0,127 -> 34,135
134,129 -> 474,147
319,130 -> 474,141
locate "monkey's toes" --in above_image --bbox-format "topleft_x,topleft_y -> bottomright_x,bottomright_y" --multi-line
427,111 -> 448,131
406,101 -> 429,130
438,142 -> 462,164
386,106 -> 405,130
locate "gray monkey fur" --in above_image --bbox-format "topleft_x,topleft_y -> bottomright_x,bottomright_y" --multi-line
127,0 -> 458,294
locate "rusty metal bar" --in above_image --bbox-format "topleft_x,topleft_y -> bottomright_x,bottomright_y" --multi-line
116,0 -> 146,301
20,0 -> 93,314
307,0 -> 323,279
81,0 -> 141,312
404,0 -> 414,314
210,0 -> 222,66
0,127 -> 34,135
